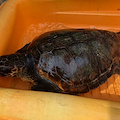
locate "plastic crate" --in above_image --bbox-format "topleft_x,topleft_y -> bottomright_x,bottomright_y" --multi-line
0,0 -> 120,119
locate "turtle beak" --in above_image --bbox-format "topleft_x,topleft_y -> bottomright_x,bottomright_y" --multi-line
0,66 -> 12,77
0,55 -> 13,77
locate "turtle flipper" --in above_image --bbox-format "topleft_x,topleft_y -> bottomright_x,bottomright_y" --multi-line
31,76 -> 62,93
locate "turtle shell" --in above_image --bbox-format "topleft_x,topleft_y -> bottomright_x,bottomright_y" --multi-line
27,29 -> 120,94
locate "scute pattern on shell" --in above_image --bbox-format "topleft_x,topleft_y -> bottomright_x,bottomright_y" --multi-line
27,29 -> 120,94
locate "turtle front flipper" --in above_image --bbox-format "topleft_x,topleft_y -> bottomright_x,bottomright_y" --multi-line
31,76 -> 62,93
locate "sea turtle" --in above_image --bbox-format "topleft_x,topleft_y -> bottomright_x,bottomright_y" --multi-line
0,29 -> 120,94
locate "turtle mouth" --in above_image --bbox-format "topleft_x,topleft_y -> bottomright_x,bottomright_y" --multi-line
0,72 -> 8,77
0,66 -> 12,77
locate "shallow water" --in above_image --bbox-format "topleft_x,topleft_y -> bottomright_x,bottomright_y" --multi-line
22,22 -> 67,46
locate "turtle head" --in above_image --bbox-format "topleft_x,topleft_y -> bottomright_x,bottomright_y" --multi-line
0,54 -> 26,77
0,53 -> 38,83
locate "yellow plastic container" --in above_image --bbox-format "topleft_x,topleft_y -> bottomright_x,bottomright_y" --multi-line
0,0 -> 120,119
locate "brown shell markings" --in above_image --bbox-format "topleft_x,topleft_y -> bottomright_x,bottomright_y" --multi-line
28,29 -> 120,94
